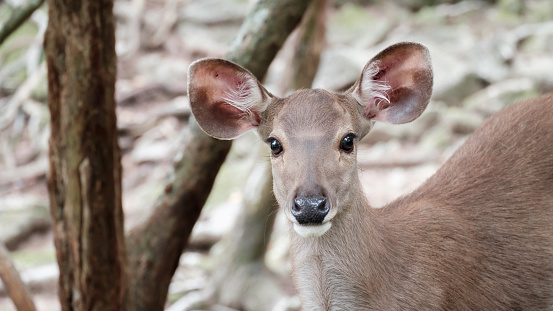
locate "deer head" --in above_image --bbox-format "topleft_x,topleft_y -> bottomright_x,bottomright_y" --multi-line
188,42 -> 433,238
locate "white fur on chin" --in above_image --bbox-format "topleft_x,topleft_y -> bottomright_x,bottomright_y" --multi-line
293,222 -> 332,238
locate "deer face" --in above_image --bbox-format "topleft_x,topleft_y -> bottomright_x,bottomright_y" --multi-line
188,42 -> 433,238
258,89 -> 371,237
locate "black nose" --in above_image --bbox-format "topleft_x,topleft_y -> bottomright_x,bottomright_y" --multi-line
291,196 -> 330,225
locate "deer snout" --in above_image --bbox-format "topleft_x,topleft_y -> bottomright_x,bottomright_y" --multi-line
292,196 -> 330,225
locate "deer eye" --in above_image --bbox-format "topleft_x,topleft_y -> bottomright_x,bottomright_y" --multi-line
266,137 -> 283,156
340,133 -> 357,153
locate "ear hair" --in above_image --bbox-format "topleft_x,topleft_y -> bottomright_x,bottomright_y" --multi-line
349,42 -> 433,125
221,73 -> 267,126
354,60 -> 392,117
187,58 -> 273,140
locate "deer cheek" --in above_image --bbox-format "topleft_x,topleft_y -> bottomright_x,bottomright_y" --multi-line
270,171 -> 289,208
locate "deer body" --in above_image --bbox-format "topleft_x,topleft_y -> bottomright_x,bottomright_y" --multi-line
291,94 -> 553,310
188,42 -> 553,310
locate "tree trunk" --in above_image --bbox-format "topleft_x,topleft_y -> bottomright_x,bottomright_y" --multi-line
44,1 -> 126,310
125,1 -> 312,310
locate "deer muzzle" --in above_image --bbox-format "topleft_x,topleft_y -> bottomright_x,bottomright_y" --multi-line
291,196 -> 332,238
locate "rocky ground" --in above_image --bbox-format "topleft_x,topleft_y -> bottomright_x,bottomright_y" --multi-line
1,0 -> 553,310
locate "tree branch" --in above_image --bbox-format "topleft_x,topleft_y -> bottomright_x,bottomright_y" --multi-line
0,0 -> 45,46
125,0 -> 312,310
0,243 -> 37,311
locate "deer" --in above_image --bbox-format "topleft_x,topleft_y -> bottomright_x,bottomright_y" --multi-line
187,42 -> 553,310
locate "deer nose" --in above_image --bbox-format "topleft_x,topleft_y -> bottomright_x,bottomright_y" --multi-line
291,196 -> 330,225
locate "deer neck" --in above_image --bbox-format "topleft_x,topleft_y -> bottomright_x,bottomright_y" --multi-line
289,183 -> 404,309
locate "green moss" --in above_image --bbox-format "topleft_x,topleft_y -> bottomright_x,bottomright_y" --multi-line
11,245 -> 57,271
0,4 -> 12,21
0,9 -> 40,89
414,6 -> 446,26
488,0 -> 525,25
32,71 -> 49,101
330,3 -> 371,31
422,126 -> 452,149
0,16 -> 40,87
525,0 -> 553,22
327,3 -> 396,47
498,0 -> 525,15
0,22 -> 39,57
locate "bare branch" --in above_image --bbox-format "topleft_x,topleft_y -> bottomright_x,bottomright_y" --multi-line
0,243 -> 37,311
0,0 -> 45,46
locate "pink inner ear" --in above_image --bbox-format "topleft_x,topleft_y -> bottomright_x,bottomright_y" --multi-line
207,67 -> 263,124
359,43 -> 432,124
211,98 -> 258,132
360,61 -> 395,119
189,58 -> 269,139
371,65 -> 389,81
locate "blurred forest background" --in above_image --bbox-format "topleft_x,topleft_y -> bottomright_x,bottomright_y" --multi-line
0,0 -> 552,310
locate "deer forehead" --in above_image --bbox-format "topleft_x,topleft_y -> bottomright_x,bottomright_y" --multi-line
270,89 -> 356,140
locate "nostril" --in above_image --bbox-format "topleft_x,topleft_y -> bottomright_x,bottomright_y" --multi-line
292,200 -> 302,213
316,199 -> 327,211
291,196 -> 330,225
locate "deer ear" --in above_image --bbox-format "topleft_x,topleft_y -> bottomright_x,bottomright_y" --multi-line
187,58 -> 273,140
349,42 -> 433,124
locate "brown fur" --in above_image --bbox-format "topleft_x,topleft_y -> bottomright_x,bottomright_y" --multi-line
187,42 -> 553,310
288,93 -> 553,310
275,94 -> 553,310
